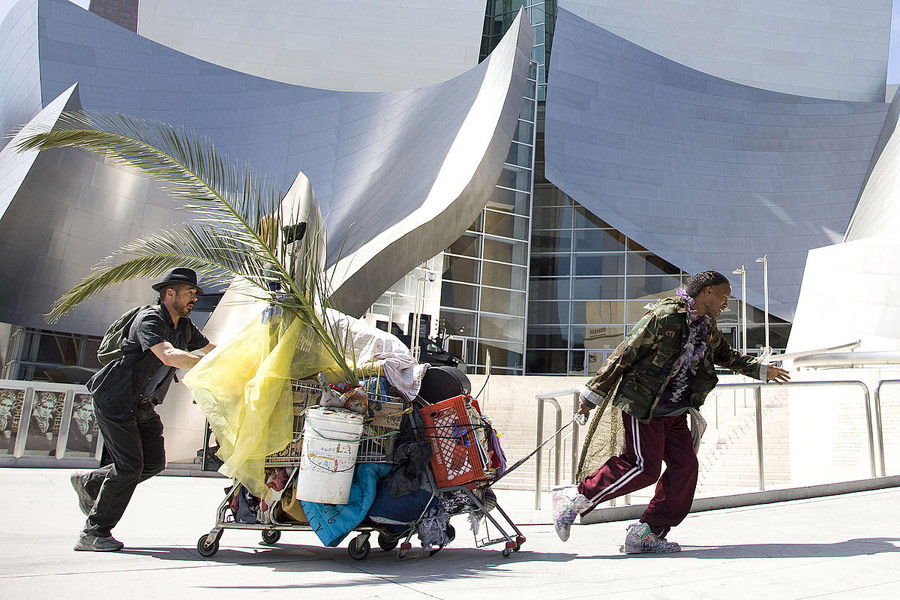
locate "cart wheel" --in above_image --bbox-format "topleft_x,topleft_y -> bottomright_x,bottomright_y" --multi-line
197,533 -> 220,557
377,532 -> 398,552
515,535 -> 526,552
348,535 -> 371,561
502,547 -> 512,558
261,529 -> 281,545
398,541 -> 412,559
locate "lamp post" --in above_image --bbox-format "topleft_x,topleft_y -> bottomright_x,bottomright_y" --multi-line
732,266 -> 747,354
410,264 -> 436,362
755,254 -> 770,357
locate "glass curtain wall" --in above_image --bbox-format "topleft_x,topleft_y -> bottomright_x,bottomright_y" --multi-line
430,0 -> 542,375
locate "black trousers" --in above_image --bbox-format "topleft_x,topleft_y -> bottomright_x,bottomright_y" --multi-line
82,402 -> 166,537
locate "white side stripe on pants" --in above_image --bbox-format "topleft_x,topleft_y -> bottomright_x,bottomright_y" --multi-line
585,413 -> 645,505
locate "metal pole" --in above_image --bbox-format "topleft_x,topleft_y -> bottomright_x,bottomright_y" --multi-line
554,407 -> 562,486
862,384 -> 876,478
754,385 -> 765,491
535,397 -> 544,510
756,255 -> 769,353
875,382 -> 886,477
571,391 -> 580,482
741,268 -> 748,354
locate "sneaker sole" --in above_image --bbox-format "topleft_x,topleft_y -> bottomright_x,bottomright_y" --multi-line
73,544 -> 123,552
620,544 -> 680,554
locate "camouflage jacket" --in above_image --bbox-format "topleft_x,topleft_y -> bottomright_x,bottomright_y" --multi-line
582,297 -> 766,423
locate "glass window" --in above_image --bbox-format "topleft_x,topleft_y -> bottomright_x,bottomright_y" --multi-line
488,187 -> 530,216
513,120 -> 534,144
442,254 -> 480,285
482,261 -> 526,290
532,206 -> 572,229
530,254 -> 570,277
477,340 -> 523,370
478,314 -> 525,343
573,253 -> 625,276
528,301 -> 569,325
579,325 -> 626,351
572,277 -> 625,300
496,165 -> 531,191
440,282 -> 478,311
625,275 -> 681,299
484,210 -> 529,240
506,141 -> 533,167
531,230 -> 571,252
627,253 -> 681,276
483,237 -> 527,264
526,350 -> 568,374
529,277 -> 569,301
573,229 -> 625,252
572,300 -> 625,325
533,186 -> 569,207
439,309 -> 477,338
481,287 -> 526,317
519,98 -> 536,121
447,234 -> 480,258
573,206 -> 611,229
527,325 -> 569,349
626,300 -> 659,323
569,351 -> 586,374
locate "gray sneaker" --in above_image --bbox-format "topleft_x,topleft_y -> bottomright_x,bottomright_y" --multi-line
621,522 -> 681,554
551,486 -> 592,542
73,533 -> 124,552
70,471 -> 96,516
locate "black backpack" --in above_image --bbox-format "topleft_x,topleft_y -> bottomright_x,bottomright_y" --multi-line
96,305 -> 155,365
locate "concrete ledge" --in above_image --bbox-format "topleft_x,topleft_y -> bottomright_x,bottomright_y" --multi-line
580,475 -> 900,524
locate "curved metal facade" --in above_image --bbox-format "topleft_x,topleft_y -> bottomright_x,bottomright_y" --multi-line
0,0 -> 533,332
136,0 -> 488,92
561,0 -> 890,102
544,8 -> 888,321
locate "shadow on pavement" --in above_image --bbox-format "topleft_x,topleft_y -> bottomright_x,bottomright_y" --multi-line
121,543 -> 579,589
592,538 -> 900,559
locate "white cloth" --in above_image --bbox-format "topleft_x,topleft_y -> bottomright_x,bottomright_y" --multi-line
377,352 -> 427,401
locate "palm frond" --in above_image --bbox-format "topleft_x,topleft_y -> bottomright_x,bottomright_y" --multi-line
20,112 -> 356,379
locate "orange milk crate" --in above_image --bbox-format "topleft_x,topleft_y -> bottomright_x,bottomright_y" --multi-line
419,395 -> 489,488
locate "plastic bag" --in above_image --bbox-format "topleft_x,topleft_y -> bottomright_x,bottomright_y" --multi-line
184,309 -> 307,499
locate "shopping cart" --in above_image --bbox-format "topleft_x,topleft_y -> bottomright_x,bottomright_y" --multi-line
196,379 -> 413,560
196,383 -> 528,560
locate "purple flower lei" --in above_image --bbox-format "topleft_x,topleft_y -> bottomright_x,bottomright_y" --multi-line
674,288 -> 712,371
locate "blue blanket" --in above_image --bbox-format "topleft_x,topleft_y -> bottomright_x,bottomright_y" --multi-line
301,462 -> 392,547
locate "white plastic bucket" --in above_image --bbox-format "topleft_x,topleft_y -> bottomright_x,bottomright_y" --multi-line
297,406 -> 365,504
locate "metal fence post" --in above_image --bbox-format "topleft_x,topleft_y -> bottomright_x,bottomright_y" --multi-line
754,385 -> 765,491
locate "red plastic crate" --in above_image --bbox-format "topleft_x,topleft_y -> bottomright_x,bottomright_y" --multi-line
419,395 -> 487,488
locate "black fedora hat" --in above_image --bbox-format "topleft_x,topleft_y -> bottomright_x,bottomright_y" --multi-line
152,268 -> 203,294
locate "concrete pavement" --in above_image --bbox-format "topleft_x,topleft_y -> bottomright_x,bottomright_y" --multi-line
3,468 -> 899,599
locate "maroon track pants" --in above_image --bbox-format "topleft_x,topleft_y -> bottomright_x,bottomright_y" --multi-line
577,411 -> 698,537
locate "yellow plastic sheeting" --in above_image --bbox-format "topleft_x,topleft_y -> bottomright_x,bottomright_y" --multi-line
184,310 -> 332,499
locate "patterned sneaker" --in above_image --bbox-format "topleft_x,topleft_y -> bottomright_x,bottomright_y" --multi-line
621,522 -> 681,554
70,471 -> 96,516
551,486 -> 592,542
73,533 -> 124,552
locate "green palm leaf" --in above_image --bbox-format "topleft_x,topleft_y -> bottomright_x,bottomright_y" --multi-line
18,112 -> 354,380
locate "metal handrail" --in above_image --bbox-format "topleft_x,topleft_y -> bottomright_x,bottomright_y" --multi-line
874,380 -> 900,477
534,388 -> 580,509
716,380 -> 875,483
531,378 -> 883,509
